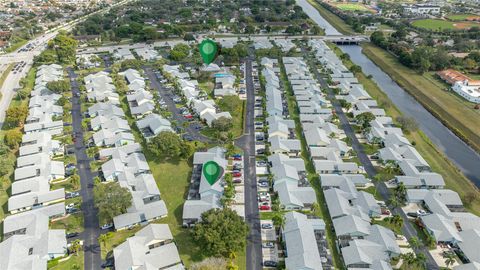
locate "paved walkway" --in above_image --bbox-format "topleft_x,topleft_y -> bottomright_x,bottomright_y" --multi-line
302,47 -> 439,270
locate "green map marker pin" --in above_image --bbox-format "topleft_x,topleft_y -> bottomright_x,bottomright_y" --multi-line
203,161 -> 223,185
199,39 -> 218,65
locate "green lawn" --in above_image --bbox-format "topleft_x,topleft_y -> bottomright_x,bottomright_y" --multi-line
0,64 -> 14,95
331,44 -> 480,216
307,0 -> 355,35
361,43 -> 480,154
4,39 -> 28,53
50,208 -> 84,234
411,19 -> 477,30
48,251 -> 84,270
362,186 -> 383,201
372,218 -> 402,235
333,3 -> 370,12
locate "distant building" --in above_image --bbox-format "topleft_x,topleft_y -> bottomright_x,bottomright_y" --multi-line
437,69 -> 480,103
403,4 -> 441,15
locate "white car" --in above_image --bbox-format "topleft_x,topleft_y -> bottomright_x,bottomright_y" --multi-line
65,203 -> 75,209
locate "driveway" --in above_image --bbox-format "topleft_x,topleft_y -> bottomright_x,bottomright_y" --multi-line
302,47 -> 439,270
143,66 -> 210,142
68,67 -> 103,269
235,54 -> 262,270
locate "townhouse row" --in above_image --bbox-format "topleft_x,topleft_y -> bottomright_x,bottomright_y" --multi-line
0,64 -> 68,269
84,70 -> 171,230
282,50 -> 403,270
162,65 -> 232,126
310,39 -> 480,269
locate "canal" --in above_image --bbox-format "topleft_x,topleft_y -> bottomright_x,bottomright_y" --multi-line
297,0 -> 480,185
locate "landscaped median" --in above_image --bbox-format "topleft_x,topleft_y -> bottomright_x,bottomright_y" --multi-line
329,44 -> 480,216
361,43 -> 480,154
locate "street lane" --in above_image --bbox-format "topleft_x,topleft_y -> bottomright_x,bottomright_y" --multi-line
68,67 -> 103,270
235,55 -> 262,270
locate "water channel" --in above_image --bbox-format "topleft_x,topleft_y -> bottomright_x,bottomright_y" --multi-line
297,0 -> 480,185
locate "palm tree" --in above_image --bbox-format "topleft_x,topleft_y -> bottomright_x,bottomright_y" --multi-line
408,236 -> 421,249
416,253 -> 427,268
70,239 -> 82,256
444,253 -> 456,268
401,252 -> 416,269
71,174 -> 80,189
98,233 -> 110,249
388,197 -> 399,208
311,202 -> 320,215
391,214 -> 403,228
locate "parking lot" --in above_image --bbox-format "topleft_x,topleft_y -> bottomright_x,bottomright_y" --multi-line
260,220 -> 279,268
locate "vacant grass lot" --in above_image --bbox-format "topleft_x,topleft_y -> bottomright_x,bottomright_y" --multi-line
412,18 -> 477,30
307,0 -> 355,35
362,43 -> 480,154
330,44 -> 480,216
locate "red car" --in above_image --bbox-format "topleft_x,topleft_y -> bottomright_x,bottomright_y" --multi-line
259,205 -> 270,210
232,172 -> 242,177
184,114 -> 193,119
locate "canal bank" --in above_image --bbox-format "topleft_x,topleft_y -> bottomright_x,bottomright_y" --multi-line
296,0 -> 480,189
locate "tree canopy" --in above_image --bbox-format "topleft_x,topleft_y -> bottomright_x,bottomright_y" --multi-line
47,80 -> 71,93
148,131 -> 193,159
193,208 -> 249,257
93,182 -> 132,223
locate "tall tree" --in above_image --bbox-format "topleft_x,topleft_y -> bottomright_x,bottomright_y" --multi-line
93,182 -> 132,223
193,208 -> 249,257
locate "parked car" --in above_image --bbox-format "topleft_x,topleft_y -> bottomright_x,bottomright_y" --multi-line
262,242 -> 275,248
256,161 -> 267,167
261,223 -> 273,229
258,182 -> 269,188
100,223 -> 113,230
417,209 -> 428,216
256,149 -> 265,155
233,163 -> 242,170
66,203 -> 75,209
259,205 -> 270,210
263,261 -> 277,267
232,172 -> 242,177
407,212 -> 419,218
66,232 -> 79,238
66,208 -> 78,214
233,178 -> 242,184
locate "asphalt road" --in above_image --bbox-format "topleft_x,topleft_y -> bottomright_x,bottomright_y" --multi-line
303,47 -> 439,270
234,56 -> 262,270
143,66 -> 210,142
68,68 -> 103,270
